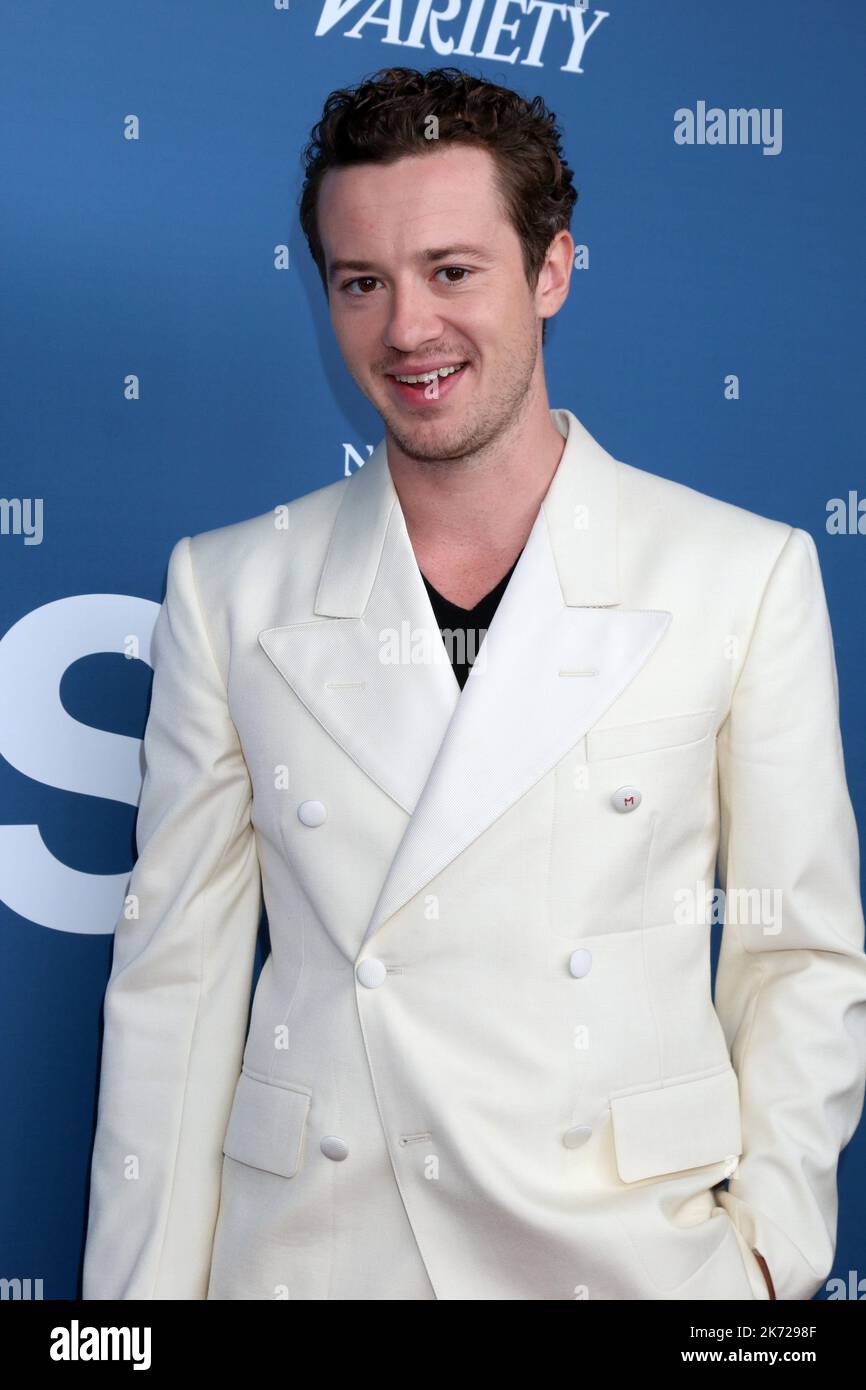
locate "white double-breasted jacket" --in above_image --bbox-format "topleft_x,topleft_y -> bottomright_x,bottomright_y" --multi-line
82,407 -> 866,1300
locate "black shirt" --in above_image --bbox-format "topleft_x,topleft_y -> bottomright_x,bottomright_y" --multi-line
421,551 -> 523,690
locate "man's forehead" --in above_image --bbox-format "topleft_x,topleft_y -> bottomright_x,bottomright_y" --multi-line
319,152 -> 505,266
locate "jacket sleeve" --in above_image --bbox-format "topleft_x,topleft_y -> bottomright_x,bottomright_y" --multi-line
713,525 -> 866,1300
81,535 -> 263,1299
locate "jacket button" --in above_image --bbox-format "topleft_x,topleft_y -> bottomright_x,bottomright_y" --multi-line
611,785 -> 641,812
563,1125 -> 593,1150
356,958 -> 387,988
297,799 -> 327,827
320,1135 -> 349,1161
569,948 -> 592,978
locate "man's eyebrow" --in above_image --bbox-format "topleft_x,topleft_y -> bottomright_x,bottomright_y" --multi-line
327,244 -> 490,281
419,244 -> 489,263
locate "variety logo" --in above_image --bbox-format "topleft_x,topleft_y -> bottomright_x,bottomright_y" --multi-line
314,0 -> 611,73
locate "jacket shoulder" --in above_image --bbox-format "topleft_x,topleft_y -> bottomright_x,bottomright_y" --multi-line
617,457 -> 793,549
183,473 -> 350,595
614,457 -> 809,596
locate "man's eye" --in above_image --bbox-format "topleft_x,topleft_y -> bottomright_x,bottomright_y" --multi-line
342,266 -> 472,296
343,277 -> 382,296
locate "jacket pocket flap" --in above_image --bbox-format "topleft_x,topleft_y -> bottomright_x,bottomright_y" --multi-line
610,1067 -> 742,1184
587,710 -> 714,762
222,1069 -> 312,1179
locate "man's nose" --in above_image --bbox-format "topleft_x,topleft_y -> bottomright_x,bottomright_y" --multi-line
382,279 -> 446,353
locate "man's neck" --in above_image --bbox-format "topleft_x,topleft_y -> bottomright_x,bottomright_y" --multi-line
385,396 -> 566,609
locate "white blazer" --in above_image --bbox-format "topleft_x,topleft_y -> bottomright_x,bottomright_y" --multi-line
82,407 -> 866,1301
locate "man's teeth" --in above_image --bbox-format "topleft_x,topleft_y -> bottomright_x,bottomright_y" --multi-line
394,364 -> 465,384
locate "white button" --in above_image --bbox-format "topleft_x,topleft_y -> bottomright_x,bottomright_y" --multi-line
563,1125 -> 593,1150
297,799 -> 327,827
356,958 -> 387,988
569,948 -> 592,978
611,785 -> 641,812
320,1135 -> 349,1161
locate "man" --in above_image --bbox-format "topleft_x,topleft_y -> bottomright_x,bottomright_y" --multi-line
82,66 -> 866,1301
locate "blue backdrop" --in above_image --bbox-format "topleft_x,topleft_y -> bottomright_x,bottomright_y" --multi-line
2,0 -> 864,1300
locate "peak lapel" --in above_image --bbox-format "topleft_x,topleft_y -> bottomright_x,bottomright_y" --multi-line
258,439 -> 460,814
360,408 -> 672,946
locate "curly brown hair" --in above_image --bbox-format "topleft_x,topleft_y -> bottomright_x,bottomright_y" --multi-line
299,65 -> 578,345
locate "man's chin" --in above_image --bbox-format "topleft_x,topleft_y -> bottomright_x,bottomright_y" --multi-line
371,388 -> 476,451
383,414 -> 483,464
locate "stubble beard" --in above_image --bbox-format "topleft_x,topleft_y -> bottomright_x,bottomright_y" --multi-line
376,333 -> 538,468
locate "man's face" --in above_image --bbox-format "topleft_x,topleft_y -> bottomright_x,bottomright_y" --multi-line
318,144 -> 546,462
